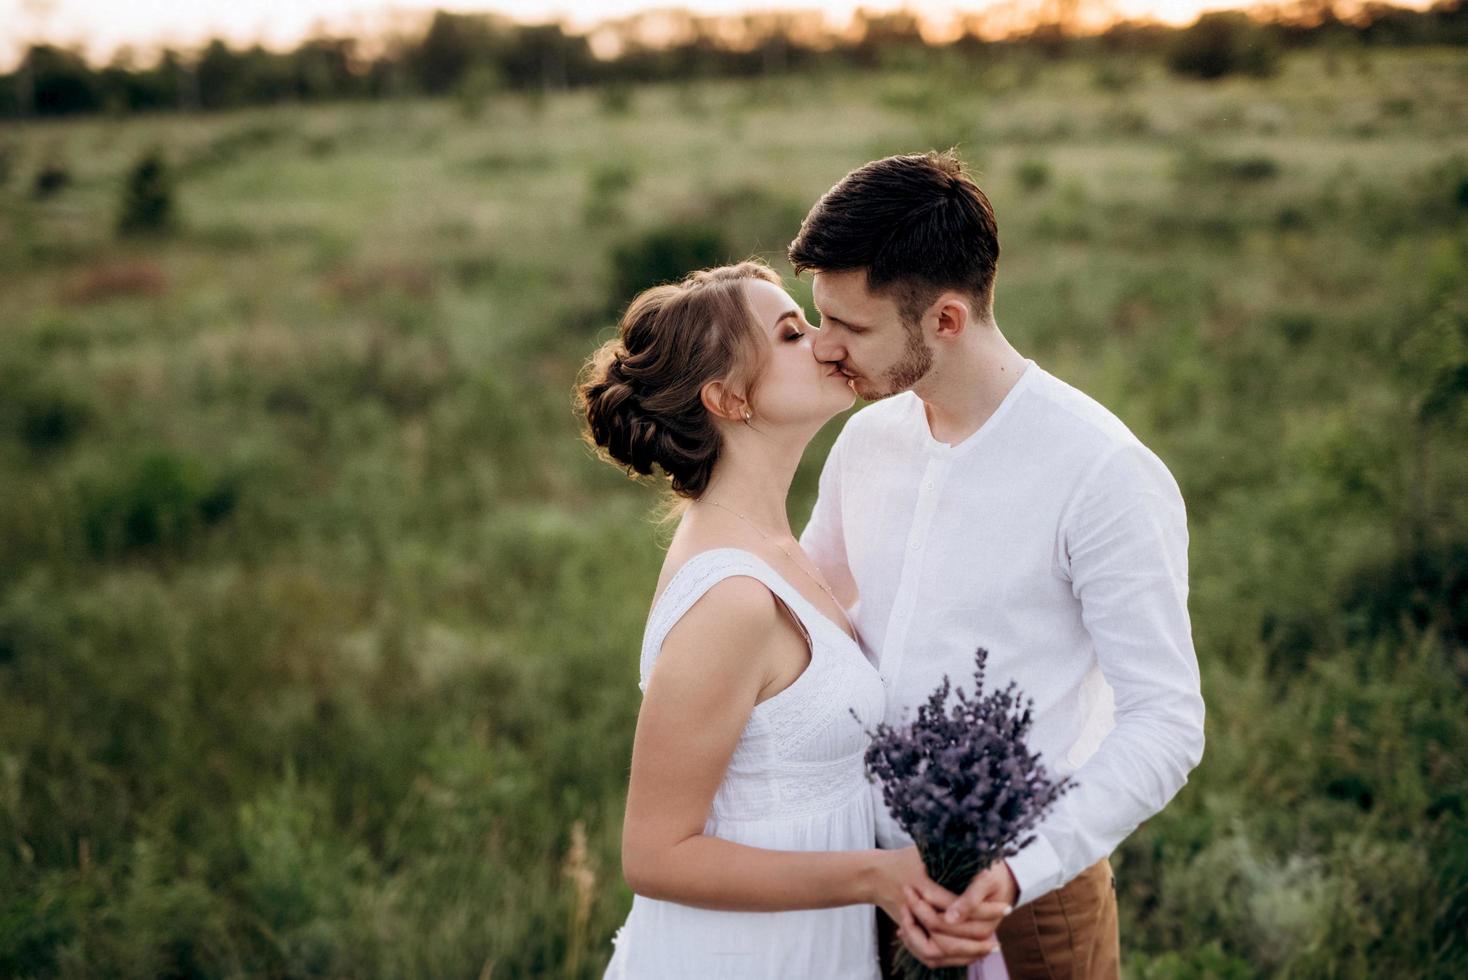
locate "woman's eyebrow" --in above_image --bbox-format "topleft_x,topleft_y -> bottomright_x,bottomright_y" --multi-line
771,309 -> 802,331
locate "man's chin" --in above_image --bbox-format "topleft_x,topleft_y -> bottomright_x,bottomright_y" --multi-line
852,378 -> 900,402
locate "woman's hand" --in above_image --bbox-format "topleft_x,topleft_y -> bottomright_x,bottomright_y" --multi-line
867,846 -> 952,924
868,847 -> 1009,969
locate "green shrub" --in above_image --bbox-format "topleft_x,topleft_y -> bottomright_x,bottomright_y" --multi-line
607,223 -> 730,313
1379,96 -> 1415,118
457,63 -> 504,120
1340,540 -> 1468,648
1132,941 -> 1256,979
1222,155 -> 1278,181
705,183 -> 807,254
32,161 -> 70,198
583,162 -> 637,226
117,149 -> 176,236
1168,13 -> 1281,80
180,121 -> 293,177
1275,311 -> 1317,346
597,82 -> 634,116
1092,59 -> 1141,92
1175,147 -> 1280,185
17,385 -> 94,453
1426,154 -> 1468,212
0,362 -> 97,454
1015,158 -> 1052,193
78,451 -> 238,557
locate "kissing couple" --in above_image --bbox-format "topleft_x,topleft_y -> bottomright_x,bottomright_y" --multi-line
578,150 -> 1206,979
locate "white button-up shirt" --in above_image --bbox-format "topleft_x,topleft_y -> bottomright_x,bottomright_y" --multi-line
800,359 -> 1205,905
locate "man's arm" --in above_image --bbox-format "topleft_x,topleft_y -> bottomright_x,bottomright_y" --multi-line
1003,440 -> 1206,906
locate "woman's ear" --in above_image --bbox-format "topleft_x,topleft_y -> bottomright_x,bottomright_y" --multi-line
700,379 -> 747,423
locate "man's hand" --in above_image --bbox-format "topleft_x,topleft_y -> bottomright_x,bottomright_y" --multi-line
896,860 -> 1017,969
944,859 -> 1019,926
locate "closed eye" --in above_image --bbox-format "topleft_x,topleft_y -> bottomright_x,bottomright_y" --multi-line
818,314 -> 861,335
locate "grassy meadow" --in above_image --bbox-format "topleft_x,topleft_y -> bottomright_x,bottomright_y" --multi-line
1,43 -> 1466,977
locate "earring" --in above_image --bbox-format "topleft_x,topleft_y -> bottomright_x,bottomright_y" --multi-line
742,409 -> 752,423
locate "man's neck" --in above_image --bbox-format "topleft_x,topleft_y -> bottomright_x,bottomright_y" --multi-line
913,329 -> 1029,446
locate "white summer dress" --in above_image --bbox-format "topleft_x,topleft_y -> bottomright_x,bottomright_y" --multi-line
603,547 -> 886,980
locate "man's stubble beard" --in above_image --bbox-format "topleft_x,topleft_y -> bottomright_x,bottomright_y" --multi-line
855,319 -> 934,402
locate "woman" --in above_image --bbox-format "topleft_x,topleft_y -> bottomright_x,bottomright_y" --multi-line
577,260 -> 986,978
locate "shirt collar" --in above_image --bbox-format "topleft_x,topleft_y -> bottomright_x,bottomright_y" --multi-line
909,358 -> 1039,458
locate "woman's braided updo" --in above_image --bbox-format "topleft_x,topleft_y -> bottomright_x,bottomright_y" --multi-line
577,260 -> 781,499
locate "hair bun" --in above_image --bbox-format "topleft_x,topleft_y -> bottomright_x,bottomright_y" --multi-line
579,337 -> 719,497
581,344 -> 659,476
575,260 -> 782,499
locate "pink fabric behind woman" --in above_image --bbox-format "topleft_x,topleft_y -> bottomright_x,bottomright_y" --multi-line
969,947 -> 1010,980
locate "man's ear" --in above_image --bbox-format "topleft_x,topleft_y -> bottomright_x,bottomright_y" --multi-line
700,379 -> 747,422
932,293 -> 972,339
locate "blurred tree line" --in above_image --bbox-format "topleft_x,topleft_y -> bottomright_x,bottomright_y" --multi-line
1,0 -> 1466,118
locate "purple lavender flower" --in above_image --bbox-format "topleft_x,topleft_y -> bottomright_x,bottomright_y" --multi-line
856,647 -> 1075,980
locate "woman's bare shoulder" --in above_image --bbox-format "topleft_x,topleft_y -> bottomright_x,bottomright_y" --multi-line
664,572 -> 780,642
652,522 -> 782,646
646,574 -> 782,704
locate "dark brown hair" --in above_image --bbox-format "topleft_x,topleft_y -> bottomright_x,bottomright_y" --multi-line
788,149 -> 1000,324
577,260 -> 781,499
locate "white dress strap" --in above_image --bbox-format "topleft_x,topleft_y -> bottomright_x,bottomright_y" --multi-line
638,548 -> 812,692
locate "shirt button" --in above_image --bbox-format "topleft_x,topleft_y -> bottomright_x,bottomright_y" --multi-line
923,481 -> 934,491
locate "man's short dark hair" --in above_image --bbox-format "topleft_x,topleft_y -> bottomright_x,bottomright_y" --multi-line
788,149 -> 1000,325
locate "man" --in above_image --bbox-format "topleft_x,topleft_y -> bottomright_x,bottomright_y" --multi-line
793,151 -> 1206,978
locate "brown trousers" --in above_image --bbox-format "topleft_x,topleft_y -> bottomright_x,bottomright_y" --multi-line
878,858 -> 1119,980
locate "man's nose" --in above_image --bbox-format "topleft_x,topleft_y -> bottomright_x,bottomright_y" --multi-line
811,329 -> 842,364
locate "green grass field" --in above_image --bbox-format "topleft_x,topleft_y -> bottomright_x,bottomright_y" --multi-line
1,44 -> 1466,977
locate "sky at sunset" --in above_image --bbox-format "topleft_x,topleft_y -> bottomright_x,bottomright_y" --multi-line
0,0 -> 1420,67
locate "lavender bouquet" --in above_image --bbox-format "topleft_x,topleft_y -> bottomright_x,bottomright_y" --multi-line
859,647 -> 1075,980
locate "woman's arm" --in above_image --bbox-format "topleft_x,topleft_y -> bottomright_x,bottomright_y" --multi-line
620,575 -> 936,917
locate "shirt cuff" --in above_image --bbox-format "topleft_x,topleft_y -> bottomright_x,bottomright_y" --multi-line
1005,833 -> 1064,908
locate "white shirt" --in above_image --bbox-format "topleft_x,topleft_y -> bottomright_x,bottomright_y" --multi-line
799,358 -> 1205,906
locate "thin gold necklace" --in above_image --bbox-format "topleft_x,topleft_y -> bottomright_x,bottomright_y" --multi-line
703,498 -> 840,605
